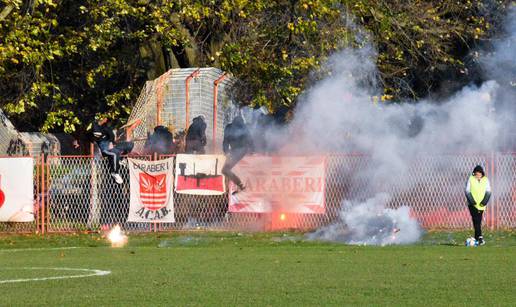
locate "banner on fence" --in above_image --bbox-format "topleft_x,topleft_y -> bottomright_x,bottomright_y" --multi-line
0,157 -> 34,222
128,158 -> 175,222
175,154 -> 226,195
229,156 -> 326,213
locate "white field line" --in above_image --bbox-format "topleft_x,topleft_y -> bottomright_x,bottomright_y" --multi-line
0,267 -> 111,284
0,247 -> 80,253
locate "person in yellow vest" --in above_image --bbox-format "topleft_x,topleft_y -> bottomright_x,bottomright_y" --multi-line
465,165 -> 491,245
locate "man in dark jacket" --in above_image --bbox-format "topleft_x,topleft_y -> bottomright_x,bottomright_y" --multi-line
222,115 -> 253,193
92,116 -> 134,184
185,115 -> 207,154
144,125 -> 176,155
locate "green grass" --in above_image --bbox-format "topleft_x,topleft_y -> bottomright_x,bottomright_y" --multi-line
0,231 -> 515,306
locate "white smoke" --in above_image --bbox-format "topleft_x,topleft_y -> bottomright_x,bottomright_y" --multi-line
238,8 -> 514,244
307,193 -> 421,245
296,9 -> 513,245
291,49 -> 500,160
481,6 -> 516,88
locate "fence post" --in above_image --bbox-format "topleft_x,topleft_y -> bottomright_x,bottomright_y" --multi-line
491,151 -> 497,230
34,155 -> 39,234
156,70 -> 171,126
213,73 -> 227,152
40,154 -> 44,234
185,69 -> 201,130
87,143 -> 100,230
153,152 -> 158,233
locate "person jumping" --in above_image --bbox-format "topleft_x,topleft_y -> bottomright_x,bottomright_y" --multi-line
222,115 -> 253,194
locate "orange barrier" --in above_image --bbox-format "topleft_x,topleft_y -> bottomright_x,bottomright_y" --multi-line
1,153 -> 515,233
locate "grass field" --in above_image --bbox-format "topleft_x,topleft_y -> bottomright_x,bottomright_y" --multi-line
0,230 -> 515,306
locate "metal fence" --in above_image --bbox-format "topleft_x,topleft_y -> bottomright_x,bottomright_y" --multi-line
1,153 -> 515,233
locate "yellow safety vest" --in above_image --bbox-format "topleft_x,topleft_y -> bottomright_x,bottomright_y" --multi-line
469,175 -> 488,211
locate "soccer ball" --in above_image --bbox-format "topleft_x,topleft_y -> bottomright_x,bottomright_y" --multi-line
465,237 -> 478,247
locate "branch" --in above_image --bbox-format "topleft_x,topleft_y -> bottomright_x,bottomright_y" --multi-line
0,5 -> 14,21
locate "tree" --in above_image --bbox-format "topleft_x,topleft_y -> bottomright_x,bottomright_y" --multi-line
0,0 -> 509,139
0,0 -> 156,135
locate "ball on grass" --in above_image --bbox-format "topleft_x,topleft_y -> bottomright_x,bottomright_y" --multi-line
465,237 -> 478,247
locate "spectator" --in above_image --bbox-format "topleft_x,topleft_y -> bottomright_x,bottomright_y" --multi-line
222,115 -> 253,194
92,115 -> 134,184
253,112 -> 274,154
144,125 -> 176,155
185,115 -> 207,154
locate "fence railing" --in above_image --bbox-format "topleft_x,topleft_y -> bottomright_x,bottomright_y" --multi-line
1,153 -> 515,233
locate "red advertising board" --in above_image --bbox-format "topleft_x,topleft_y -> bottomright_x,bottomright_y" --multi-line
229,156 -> 326,213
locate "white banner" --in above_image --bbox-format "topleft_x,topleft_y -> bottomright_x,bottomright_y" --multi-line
175,154 -> 226,195
0,157 -> 34,222
228,156 -> 326,213
128,158 -> 175,223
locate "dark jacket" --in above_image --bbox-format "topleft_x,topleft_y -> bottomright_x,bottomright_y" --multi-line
186,116 -> 207,145
144,126 -> 176,155
92,121 -> 115,151
223,116 -> 253,154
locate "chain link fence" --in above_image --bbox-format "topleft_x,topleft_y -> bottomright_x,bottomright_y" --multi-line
1,153 -> 514,233
329,154 -> 495,229
495,153 -> 516,228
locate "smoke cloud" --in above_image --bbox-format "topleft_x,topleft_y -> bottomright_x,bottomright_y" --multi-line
307,193 -> 422,245
481,6 -> 516,89
240,7 -> 515,245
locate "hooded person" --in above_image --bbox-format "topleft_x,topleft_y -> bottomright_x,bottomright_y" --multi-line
222,115 -> 254,193
465,165 -> 491,245
252,112 -> 274,154
92,115 -> 134,184
144,125 -> 176,155
185,115 -> 207,154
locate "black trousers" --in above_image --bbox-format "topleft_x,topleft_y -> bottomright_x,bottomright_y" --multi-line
222,148 -> 247,187
468,205 -> 484,240
100,141 -> 134,173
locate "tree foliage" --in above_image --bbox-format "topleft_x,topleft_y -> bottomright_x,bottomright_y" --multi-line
0,0 -> 510,137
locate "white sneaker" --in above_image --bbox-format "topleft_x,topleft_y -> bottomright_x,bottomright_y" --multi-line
478,237 -> 486,246
111,173 -> 123,184
232,184 -> 246,195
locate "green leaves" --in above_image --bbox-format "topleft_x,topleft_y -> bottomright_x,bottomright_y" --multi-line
0,0 -> 509,138
217,0 -> 355,111
0,0 -> 150,133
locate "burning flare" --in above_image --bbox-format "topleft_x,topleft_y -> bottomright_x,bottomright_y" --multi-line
107,225 -> 128,248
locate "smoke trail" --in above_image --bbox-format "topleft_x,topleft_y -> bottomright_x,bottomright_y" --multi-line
307,193 -> 422,245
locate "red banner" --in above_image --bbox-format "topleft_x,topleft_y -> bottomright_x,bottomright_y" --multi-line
229,156 -> 326,213
175,154 -> 226,195
128,158 -> 175,222
139,173 -> 167,211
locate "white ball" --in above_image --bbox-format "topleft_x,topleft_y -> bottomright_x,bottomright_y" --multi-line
465,237 -> 478,247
